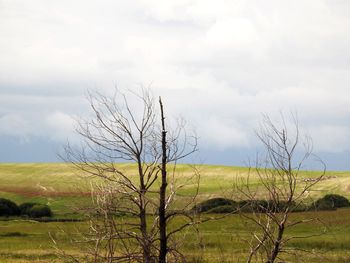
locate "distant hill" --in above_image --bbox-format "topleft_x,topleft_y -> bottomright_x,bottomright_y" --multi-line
0,163 -> 349,216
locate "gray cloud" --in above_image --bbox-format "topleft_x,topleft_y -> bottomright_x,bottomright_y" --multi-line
1,1 -> 350,169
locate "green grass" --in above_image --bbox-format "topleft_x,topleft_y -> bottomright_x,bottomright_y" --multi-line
0,163 -> 349,262
0,210 -> 349,262
0,163 -> 349,215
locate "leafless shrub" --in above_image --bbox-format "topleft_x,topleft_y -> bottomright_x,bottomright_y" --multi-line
237,114 -> 326,263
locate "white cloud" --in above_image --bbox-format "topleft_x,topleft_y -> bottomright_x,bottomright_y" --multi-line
46,111 -> 76,141
0,110 -> 78,143
204,17 -> 258,49
1,0 -> 350,165
198,117 -> 249,149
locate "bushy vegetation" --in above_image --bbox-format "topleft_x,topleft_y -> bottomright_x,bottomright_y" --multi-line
196,194 -> 350,214
194,198 -> 301,214
0,199 -> 52,218
19,202 -> 38,215
0,198 -> 20,216
206,205 -> 236,213
312,194 -> 350,211
238,200 -> 298,213
29,204 -> 52,218
20,202 -> 53,218
194,198 -> 236,213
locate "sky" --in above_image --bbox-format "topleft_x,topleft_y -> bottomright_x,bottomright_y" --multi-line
1,0 -> 350,170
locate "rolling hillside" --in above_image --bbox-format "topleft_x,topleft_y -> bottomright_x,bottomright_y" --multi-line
0,163 -> 349,216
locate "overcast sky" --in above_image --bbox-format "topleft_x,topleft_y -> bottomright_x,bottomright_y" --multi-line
1,0 -> 350,169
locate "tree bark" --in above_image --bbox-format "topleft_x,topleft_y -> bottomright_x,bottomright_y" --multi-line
158,97 -> 168,263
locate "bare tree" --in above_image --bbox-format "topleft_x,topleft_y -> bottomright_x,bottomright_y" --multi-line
62,88 -> 199,262
237,114 -> 326,263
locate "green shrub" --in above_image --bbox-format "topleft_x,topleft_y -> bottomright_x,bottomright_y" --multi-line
19,202 -> 37,215
238,200 -> 269,212
322,194 -> 350,208
206,205 -> 236,214
311,199 -> 335,211
290,203 -> 309,212
0,198 -> 20,216
313,194 -> 350,211
26,204 -> 52,218
194,198 -> 236,213
238,200 -> 297,213
195,198 -> 304,214
19,202 -> 53,218
239,200 -> 267,212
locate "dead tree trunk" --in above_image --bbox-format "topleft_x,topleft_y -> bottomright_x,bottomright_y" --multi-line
158,97 -> 168,263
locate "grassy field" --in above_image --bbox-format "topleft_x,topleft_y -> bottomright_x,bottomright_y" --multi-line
0,163 -> 349,216
0,210 -> 349,262
0,163 -> 349,262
